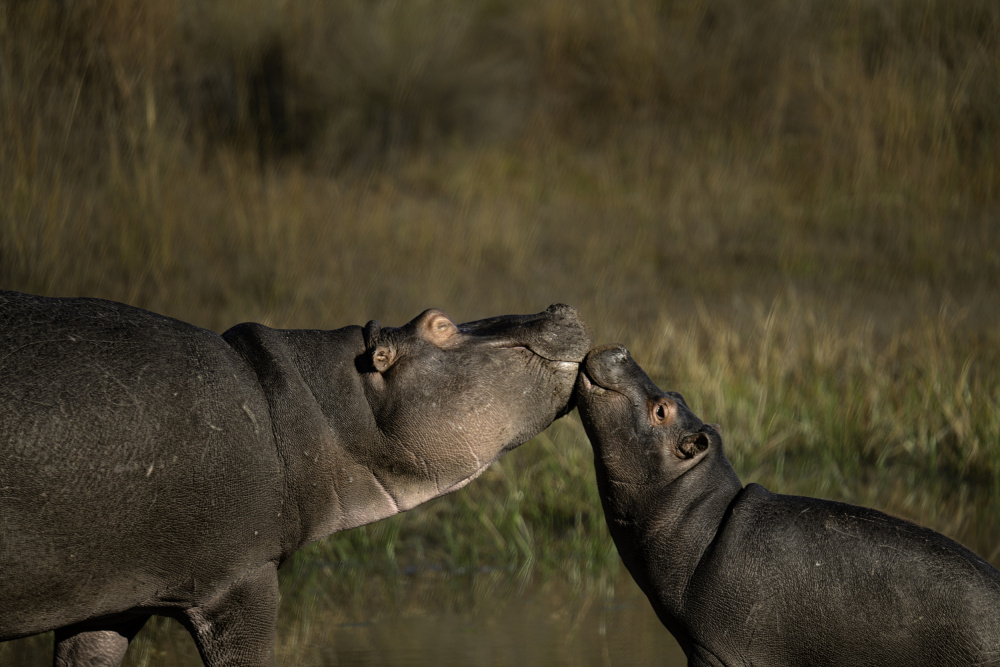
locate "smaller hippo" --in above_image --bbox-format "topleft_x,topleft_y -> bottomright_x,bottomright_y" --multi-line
575,344 -> 1000,667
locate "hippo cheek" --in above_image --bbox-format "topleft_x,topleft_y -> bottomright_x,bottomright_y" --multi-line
451,347 -> 580,450
369,346 -> 577,470
518,349 -> 581,420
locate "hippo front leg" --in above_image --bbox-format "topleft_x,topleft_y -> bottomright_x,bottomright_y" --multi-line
182,563 -> 281,667
53,615 -> 149,667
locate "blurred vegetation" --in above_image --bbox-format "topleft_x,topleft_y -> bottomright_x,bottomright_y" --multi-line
1,0 -> 999,662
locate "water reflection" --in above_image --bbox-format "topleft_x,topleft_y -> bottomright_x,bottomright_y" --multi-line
287,572 -> 686,666
0,570 -> 686,666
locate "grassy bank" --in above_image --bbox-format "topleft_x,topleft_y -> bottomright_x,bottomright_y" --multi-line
1,0 -> 999,661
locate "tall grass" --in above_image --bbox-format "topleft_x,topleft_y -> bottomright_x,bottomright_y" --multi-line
4,0 -> 998,313
1,1 -> 999,657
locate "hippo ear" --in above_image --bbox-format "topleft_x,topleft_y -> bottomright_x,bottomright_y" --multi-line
364,320 -> 397,372
363,320 -> 382,348
372,344 -> 396,373
676,431 -> 710,459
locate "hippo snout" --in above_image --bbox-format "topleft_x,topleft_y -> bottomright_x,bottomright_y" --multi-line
583,344 -> 633,391
524,304 -> 592,363
455,304 -> 591,363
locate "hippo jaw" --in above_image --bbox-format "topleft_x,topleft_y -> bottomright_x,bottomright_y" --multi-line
356,304 -> 591,511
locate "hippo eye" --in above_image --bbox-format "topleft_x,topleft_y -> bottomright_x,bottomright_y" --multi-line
425,313 -> 458,346
651,399 -> 674,425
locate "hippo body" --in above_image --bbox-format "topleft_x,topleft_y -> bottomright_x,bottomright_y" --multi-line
575,345 -> 1000,667
0,289 -> 591,666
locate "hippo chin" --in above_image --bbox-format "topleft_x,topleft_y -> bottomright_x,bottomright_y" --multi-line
575,344 -> 1000,667
0,289 -> 591,667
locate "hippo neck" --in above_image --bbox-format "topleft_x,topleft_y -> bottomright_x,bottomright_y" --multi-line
597,448 -> 742,628
224,323 -> 400,560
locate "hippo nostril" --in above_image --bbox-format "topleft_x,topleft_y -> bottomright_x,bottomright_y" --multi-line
677,431 -> 710,459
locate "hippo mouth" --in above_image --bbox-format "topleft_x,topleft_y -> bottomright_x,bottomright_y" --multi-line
575,345 -> 641,402
494,342 -> 584,367
491,344 -> 582,419
578,354 -> 622,392
577,366 -> 600,391
459,304 -> 593,365
575,365 -> 620,401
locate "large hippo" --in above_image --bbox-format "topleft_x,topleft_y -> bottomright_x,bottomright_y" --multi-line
574,344 -> 1000,667
0,289 -> 591,666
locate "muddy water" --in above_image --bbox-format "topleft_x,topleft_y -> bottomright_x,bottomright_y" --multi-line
0,570 -> 687,666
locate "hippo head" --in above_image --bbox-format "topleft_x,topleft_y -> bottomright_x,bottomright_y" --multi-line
574,344 -> 721,488
357,304 -> 592,506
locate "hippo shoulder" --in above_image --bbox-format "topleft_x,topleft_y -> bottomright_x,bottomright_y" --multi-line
221,322 -> 367,421
222,322 -> 365,380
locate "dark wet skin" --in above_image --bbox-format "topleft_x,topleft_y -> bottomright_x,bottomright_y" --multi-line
576,344 -> 1000,667
0,290 -> 591,667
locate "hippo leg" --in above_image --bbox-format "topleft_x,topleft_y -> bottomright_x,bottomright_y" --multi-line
53,615 -> 149,667
182,563 -> 281,667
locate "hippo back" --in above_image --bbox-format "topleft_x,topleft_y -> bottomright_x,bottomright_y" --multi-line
0,291 -> 283,639
682,484 -> 1000,666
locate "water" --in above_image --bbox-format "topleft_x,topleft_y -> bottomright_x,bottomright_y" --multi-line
0,570 -> 687,666
286,576 -> 687,666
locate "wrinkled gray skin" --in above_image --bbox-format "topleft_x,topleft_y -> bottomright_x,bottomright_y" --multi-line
0,289 -> 591,666
575,344 -> 1000,667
